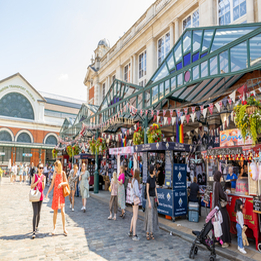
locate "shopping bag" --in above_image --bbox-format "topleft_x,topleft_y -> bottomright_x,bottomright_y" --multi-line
213,214 -> 223,238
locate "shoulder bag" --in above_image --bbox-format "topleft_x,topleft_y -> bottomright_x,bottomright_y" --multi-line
29,176 -> 41,202
62,171 -> 70,197
219,198 -> 227,208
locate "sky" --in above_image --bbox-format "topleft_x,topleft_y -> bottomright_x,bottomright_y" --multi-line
0,0 -> 155,101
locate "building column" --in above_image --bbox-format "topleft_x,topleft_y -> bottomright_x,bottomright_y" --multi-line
132,54 -> 137,84
94,83 -> 100,106
174,18 -> 179,44
116,65 -> 122,80
146,37 -> 157,79
247,0 -> 255,23
169,22 -> 174,48
86,82 -> 89,103
106,76 -> 110,92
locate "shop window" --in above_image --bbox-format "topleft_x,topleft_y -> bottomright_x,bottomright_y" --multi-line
218,0 -> 246,25
158,33 -> 170,66
45,135 -> 57,145
139,51 -> 147,79
183,9 -> 199,31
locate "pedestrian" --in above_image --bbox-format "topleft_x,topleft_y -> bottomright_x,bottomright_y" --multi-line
79,163 -> 90,213
235,199 -> 247,254
212,171 -> 231,248
108,171 -> 118,221
129,169 -> 141,241
68,164 -> 78,212
46,160 -> 68,236
10,163 -> 15,183
43,164 -> 49,181
29,162 -> 35,185
31,163 -> 46,239
118,166 -> 126,218
23,163 -> 28,183
14,163 -> 17,183
144,165 -> 159,240
0,166 -> 3,185
18,162 -> 23,183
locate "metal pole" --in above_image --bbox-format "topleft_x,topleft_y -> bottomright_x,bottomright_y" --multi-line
94,130 -> 99,194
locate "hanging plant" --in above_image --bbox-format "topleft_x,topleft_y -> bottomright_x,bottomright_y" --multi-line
147,123 -> 163,144
234,94 -> 261,144
96,137 -> 106,154
66,145 -> 72,157
52,148 -> 58,158
133,126 -> 144,145
72,144 -> 80,156
88,139 -> 96,155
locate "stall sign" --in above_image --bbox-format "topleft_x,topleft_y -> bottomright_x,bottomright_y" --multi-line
133,142 -> 193,153
0,152 -> 5,156
157,188 -> 173,216
22,153 -> 32,157
173,189 -> 187,217
253,196 -> 261,214
220,129 -> 252,147
173,164 -> 187,190
109,146 -> 133,155
165,150 -> 173,187
142,152 -> 148,183
207,147 -> 242,156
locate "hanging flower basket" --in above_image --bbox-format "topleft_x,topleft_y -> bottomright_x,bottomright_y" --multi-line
234,94 -> 261,144
147,123 -> 163,144
133,126 -> 144,145
52,148 -> 58,158
88,137 -> 106,154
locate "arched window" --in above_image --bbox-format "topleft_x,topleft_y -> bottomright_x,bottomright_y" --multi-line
0,130 -> 12,141
45,135 -> 57,145
17,133 -> 32,143
0,92 -> 34,120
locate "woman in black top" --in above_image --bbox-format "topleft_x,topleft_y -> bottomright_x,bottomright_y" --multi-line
212,171 -> 231,248
144,165 -> 159,240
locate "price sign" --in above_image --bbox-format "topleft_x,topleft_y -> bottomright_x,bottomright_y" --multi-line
253,196 -> 261,214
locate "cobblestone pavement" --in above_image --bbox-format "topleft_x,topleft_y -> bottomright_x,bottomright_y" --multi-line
0,178 -> 228,261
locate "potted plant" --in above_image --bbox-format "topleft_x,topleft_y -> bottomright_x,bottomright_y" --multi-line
147,123 -> 163,144
234,94 -> 261,144
133,126 -> 144,145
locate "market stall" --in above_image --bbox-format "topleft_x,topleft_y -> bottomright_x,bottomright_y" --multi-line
134,141 -> 195,221
206,146 -> 261,251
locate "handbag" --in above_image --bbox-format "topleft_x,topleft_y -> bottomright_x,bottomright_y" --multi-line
62,183 -> 70,197
219,198 -> 227,208
134,196 -> 140,205
29,187 -> 41,202
213,213 -> 223,238
109,185 -> 111,192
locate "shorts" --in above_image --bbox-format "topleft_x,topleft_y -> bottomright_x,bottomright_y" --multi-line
23,172 -> 26,176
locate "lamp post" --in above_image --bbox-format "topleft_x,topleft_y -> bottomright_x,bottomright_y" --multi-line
94,130 -> 99,194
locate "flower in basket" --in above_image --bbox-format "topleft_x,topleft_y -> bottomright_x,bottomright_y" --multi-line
133,126 -> 144,145
52,148 -> 58,158
88,138 -> 96,154
234,95 -> 261,144
66,145 -> 72,157
147,123 -> 162,144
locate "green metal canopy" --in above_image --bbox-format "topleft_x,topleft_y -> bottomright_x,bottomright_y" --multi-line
60,23 -> 261,137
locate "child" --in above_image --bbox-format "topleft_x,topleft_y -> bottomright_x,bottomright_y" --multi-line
234,199 -> 247,254
108,172 -> 118,221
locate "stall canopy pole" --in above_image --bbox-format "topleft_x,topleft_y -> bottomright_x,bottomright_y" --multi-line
94,130 -> 99,194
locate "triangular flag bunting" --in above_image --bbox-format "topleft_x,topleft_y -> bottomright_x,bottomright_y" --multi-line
185,114 -> 190,123
172,117 -> 176,125
196,110 -> 201,121
180,115 -> 185,124
145,110 -> 148,115
191,113 -> 196,122
164,117 -> 168,125
184,107 -> 188,115
171,136 -> 174,142
200,105 -> 204,114
169,109 -> 174,117
153,115 -> 157,122
215,102 -> 221,112
203,108 -> 208,118
168,117 -> 171,125
191,107 -> 196,114
229,90 -> 236,103
208,103 -> 214,115
163,110 -> 166,116
157,116 -> 160,123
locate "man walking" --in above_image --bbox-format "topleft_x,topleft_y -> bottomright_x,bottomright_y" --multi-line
29,162 -> 35,184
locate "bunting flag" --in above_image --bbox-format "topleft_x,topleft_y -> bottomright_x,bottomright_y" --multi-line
151,110 -> 154,116
184,107 -> 188,115
180,115 -> 185,124
145,110 -> 148,116
164,117 -> 168,125
250,90 -> 256,96
163,110 -> 166,116
208,103 -> 214,115
218,101 -> 223,110
176,118 -> 179,143
140,109 -> 143,115
171,136 -> 174,142
172,117 -> 176,125
186,131 -> 191,137
191,107 -> 196,114
246,92 -> 250,99
157,110 -> 160,116
168,117 -> 171,125
229,90 -> 236,103
176,109 -> 181,117
203,108 -> 208,118
200,105 -> 204,114
157,116 -> 160,123
215,102 -> 221,112
163,138 -> 167,142
191,113 -> 196,122
228,98 -> 232,106
222,97 -> 228,107
195,128 -> 198,134
169,109 -> 174,117
185,114 -> 190,123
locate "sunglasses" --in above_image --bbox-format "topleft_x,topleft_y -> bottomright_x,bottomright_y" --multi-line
39,167 -> 43,169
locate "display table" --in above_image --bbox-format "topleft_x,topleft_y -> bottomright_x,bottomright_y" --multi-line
210,193 -> 261,250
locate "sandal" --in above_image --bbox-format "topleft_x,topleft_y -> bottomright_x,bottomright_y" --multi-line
146,233 -> 150,240
108,216 -> 112,220
51,228 -> 56,235
113,216 -> 116,221
122,213 -> 126,219
150,233 -> 155,240
64,230 -> 68,236
119,213 -> 123,217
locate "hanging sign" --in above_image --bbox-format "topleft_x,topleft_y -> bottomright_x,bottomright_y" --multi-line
23,153 -> 32,157
165,150 -> 173,187
220,129 -> 252,147
0,152 -> 5,156
173,164 -> 187,190
253,196 -> 261,214
207,147 -> 242,156
173,189 -> 187,217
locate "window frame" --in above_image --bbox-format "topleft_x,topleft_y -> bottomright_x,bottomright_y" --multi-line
157,32 -> 170,67
182,9 -> 199,31
124,63 -> 131,83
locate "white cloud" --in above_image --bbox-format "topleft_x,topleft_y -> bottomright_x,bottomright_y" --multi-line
58,73 -> 68,81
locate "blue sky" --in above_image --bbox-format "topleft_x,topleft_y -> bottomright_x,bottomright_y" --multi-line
0,0 -> 155,101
